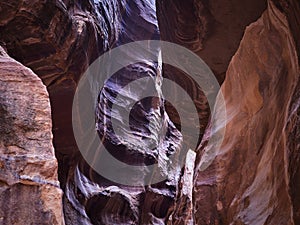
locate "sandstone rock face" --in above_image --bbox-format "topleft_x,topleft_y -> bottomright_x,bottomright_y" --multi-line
194,1 -> 300,224
156,0 -> 268,148
0,47 -> 64,224
156,0 -> 267,83
66,0 -> 185,223
0,0 -> 299,224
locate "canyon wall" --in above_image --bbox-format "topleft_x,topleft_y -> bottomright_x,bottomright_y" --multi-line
0,0 -> 299,224
193,1 -> 300,224
0,46 -> 64,224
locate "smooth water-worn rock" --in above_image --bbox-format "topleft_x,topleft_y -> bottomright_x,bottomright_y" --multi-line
0,0 -> 299,224
0,46 -> 64,225
194,1 -> 300,224
156,0 -> 268,152
156,0 -> 267,84
69,0 -> 186,223
2,0 -> 184,223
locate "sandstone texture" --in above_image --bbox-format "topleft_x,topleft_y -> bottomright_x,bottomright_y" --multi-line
0,46 -> 64,224
194,1 -> 300,224
0,0 -> 299,224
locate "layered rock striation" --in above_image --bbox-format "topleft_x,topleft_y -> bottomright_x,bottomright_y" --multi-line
0,46 -> 64,224
194,1 -> 300,224
0,0 -> 299,224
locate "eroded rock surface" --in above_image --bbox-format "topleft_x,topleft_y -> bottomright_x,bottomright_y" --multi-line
156,0 -> 267,84
0,0 -> 299,224
194,1 -> 300,224
67,0 -> 186,223
0,46 -> 64,224
156,0 -> 268,149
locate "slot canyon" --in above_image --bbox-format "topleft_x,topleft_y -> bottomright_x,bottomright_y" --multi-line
0,0 -> 299,224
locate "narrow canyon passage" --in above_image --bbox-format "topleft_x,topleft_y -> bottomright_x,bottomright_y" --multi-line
0,0 -> 299,224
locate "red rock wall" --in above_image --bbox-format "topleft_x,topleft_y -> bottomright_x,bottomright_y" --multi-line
194,1 -> 299,224
0,0 -> 299,224
0,47 -> 64,224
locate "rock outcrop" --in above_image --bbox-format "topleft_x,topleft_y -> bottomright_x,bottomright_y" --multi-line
0,46 -> 64,224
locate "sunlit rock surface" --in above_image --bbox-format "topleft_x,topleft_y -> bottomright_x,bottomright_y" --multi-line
0,0 -> 299,224
194,1 -> 300,224
0,46 -> 64,225
156,0 -> 268,152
